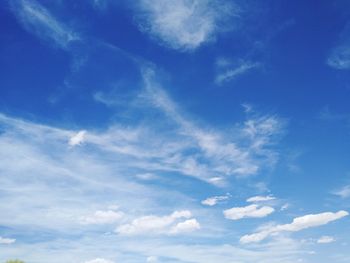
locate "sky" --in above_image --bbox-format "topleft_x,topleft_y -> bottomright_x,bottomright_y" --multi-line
0,0 -> 350,262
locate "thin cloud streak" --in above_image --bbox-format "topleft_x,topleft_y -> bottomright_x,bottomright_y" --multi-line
10,0 -> 79,49
215,61 -> 260,85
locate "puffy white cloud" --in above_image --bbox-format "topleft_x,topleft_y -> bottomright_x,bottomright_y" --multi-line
69,130 -> 87,146
84,259 -> 115,263
11,0 -> 79,49
201,194 -> 230,206
115,210 -> 199,235
80,210 -> 124,225
240,210 -> 349,244
0,236 -> 16,245
317,236 -> 335,244
223,204 -> 274,220
170,218 -> 201,234
135,0 -> 237,51
246,195 -> 276,203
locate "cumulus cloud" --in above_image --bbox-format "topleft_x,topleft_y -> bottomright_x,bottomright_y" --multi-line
84,259 -> 115,263
115,210 -> 199,235
317,236 -> 335,244
246,195 -> 276,203
170,218 -> 201,234
11,0 -> 79,49
223,204 -> 275,220
80,210 -> 124,225
0,236 -> 16,245
135,0 -> 237,51
240,210 -> 349,244
201,194 -> 230,206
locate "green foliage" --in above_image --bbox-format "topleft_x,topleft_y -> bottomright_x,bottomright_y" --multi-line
5,260 -> 24,263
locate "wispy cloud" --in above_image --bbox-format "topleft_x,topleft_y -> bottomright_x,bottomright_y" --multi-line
146,256 -> 158,262
327,23 -> 350,70
246,195 -> 276,203
224,204 -> 275,220
327,46 -> 350,70
215,59 -> 261,85
84,259 -> 115,263
10,0 -> 79,49
80,210 -> 125,225
0,66 -> 285,261
317,236 -> 335,244
121,237 -> 306,263
134,0 -> 238,51
332,185 -> 350,198
139,68 -> 283,183
240,210 -> 349,244
69,130 -> 87,146
0,237 -> 16,245
201,194 -> 230,206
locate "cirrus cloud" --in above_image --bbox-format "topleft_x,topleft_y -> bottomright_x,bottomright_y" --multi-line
134,0 -> 238,51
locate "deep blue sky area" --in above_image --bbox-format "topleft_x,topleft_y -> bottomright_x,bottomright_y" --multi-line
0,0 -> 350,263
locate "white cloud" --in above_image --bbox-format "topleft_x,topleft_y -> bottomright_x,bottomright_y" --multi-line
215,61 -> 260,85
280,203 -> 290,211
115,210 -> 198,235
141,69 -> 283,182
246,195 -> 276,203
240,210 -> 349,244
135,173 -> 158,181
122,237 -> 305,263
333,185 -> 350,198
327,23 -> 350,70
135,0 -> 237,51
84,259 -> 115,263
91,0 -> 108,10
11,0 -> 79,49
317,236 -> 335,244
80,210 -> 124,225
69,130 -> 87,146
0,236 -> 16,245
223,204 -> 275,220
201,194 -> 230,206
170,218 -> 201,234
327,46 -> 350,70
146,256 -> 158,262
0,68 -> 285,261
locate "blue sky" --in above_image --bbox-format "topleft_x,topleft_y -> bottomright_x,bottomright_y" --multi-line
1,0 -> 350,262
